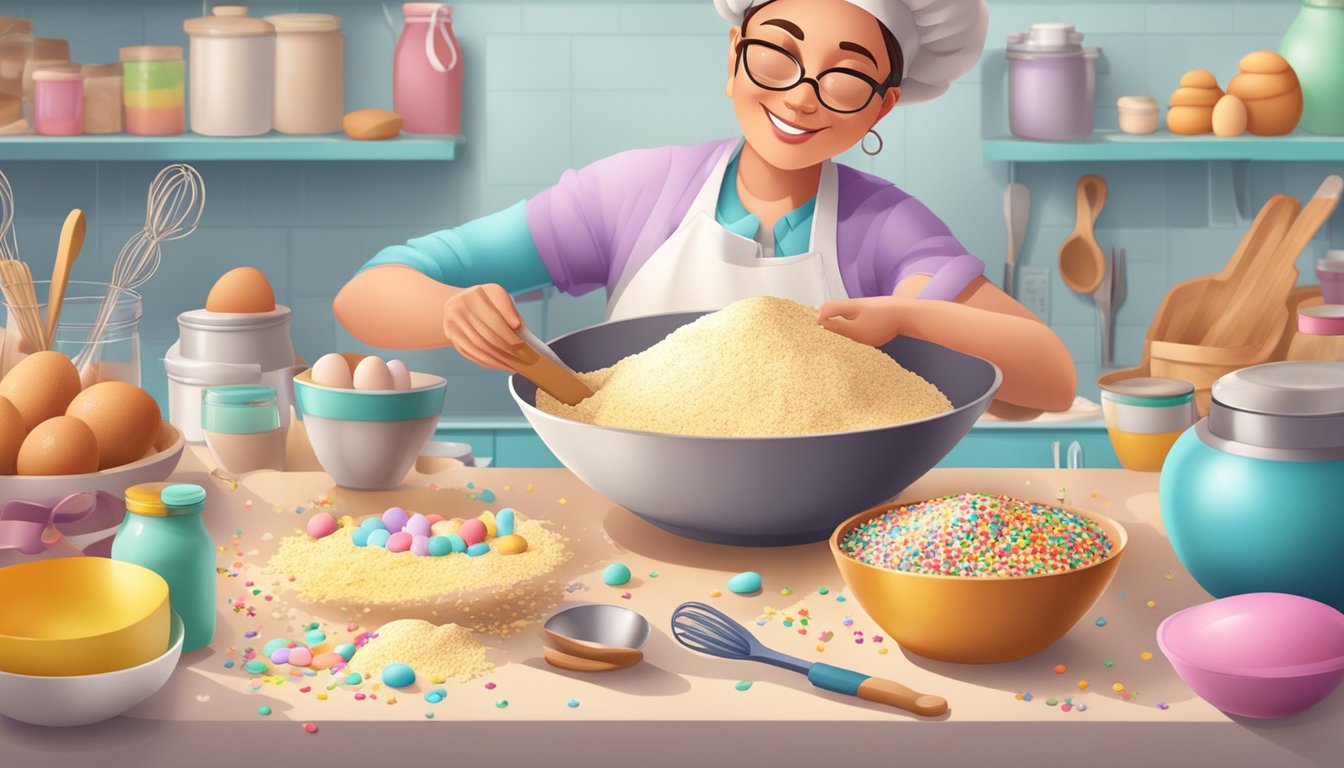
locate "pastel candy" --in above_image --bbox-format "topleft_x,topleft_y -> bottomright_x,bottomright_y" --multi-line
288,647 -> 313,667
466,542 -> 490,557
430,521 -> 456,537
405,513 -> 431,538
495,533 -> 528,555
366,529 -> 391,548
447,534 -> 467,553
305,630 -> 326,645
333,643 -> 356,662
270,647 -> 291,664
459,518 -> 487,546
359,517 -> 386,531
382,663 -> 416,688
446,518 -> 465,534
351,527 -> 372,547
410,534 -> 430,556
310,652 -> 343,670
306,511 -> 339,539
496,508 -> 516,536
425,514 -> 446,525
428,536 -> 453,556
478,511 -> 497,538
386,531 -> 413,553
381,506 -> 409,532
727,571 -> 762,594
603,563 -> 632,586
263,638 -> 293,656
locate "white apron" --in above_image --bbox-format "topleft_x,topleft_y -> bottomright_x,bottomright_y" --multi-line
606,143 -> 849,321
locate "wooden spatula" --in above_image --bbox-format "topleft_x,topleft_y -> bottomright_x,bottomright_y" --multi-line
1203,176 -> 1343,348
45,209 -> 86,348
513,326 -> 594,406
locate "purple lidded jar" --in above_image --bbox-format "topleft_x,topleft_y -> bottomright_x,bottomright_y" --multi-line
1006,23 -> 1100,141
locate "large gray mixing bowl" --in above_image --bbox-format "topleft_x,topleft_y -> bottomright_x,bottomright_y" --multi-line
510,312 -> 1001,546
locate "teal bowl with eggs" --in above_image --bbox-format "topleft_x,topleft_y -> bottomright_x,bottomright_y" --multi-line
293,369 -> 446,490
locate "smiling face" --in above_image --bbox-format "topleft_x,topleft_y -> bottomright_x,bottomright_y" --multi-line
728,0 -> 900,170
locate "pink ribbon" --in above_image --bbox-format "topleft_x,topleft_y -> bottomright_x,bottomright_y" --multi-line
0,491 -> 124,556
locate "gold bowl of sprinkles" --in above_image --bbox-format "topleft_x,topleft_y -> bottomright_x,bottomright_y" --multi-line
830,493 -> 1127,664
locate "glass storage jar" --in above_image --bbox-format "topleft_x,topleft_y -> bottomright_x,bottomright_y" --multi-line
81,63 -> 122,134
120,45 -> 184,136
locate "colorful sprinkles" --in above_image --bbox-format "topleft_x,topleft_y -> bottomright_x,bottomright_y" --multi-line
838,493 -> 1113,577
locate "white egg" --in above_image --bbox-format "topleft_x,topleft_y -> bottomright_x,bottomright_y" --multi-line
311,353 -> 353,389
352,356 -> 394,391
387,359 -> 412,390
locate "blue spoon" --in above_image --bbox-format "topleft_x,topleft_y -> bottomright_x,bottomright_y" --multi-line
671,601 -> 948,716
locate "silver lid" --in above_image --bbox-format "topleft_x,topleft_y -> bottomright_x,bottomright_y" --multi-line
1006,23 -> 1085,57
1203,361 -> 1344,460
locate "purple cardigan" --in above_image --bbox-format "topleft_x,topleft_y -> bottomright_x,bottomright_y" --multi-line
526,138 -> 984,301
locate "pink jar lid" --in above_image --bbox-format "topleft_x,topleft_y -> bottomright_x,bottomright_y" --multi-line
1299,304 -> 1344,337
404,3 -> 452,18
32,64 -> 82,82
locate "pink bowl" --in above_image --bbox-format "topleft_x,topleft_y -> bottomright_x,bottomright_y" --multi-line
1157,593 -> 1344,719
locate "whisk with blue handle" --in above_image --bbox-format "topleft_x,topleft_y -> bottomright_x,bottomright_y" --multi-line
672,601 -> 948,717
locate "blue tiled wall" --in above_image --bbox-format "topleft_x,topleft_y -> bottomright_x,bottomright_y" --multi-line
2,0 -> 1335,424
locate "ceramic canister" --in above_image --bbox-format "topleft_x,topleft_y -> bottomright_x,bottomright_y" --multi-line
1159,361 -> 1344,611
1006,23 -> 1100,141
1100,377 -> 1198,471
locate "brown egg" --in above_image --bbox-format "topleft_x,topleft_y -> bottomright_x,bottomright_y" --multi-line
1213,94 -> 1249,137
0,351 -> 83,431
17,416 -> 100,476
66,381 -> 162,469
0,396 -> 25,475
205,267 -> 277,313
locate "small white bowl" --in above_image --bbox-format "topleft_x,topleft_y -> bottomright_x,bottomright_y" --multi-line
293,369 -> 446,490
0,612 -> 183,727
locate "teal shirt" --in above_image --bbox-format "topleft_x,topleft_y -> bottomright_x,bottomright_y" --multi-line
362,147 -> 818,288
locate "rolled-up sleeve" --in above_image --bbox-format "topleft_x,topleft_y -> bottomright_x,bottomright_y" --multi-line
359,200 -> 552,295
874,196 -> 984,301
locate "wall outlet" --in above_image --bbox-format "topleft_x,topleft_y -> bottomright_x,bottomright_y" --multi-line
1018,266 -> 1050,323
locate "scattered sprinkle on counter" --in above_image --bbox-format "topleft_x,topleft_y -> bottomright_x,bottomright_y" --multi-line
1140,651 -> 1153,661
257,706 -> 272,716
735,681 -> 754,692
1053,664 -> 1066,674
1078,680 -> 1089,690
302,722 -> 318,734
1112,683 -> 1125,693
839,493 -> 1113,577
1095,617 -> 1108,627
1147,600 -> 1157,608
495,699 -> 509,709
567,699 -> 580,708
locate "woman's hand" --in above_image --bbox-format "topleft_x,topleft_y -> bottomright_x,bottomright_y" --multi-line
818,297 -> 910,346
442,283 -> 527,371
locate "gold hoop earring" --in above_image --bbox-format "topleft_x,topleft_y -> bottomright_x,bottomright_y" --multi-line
862,129 -> 883,156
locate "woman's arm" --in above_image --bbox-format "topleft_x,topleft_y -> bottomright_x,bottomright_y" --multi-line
819,275 -> 1078,412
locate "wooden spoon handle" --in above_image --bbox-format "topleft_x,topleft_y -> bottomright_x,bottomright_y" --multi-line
45,209 -> 86,348
856,676 -> 949,717
512,341 -> 594,406
1075,175 -> 1107,231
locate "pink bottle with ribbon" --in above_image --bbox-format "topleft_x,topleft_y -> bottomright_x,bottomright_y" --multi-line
394,3 -> 462,135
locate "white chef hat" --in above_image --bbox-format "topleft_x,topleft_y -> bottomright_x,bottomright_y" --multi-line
714,0 -> 988,104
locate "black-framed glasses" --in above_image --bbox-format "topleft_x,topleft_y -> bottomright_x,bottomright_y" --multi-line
735,38 -> 888,114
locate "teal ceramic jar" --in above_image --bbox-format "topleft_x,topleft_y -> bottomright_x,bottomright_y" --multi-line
111,483 -> 216,651
1282,0 -> 1344,134
1160,362 -> 1344,611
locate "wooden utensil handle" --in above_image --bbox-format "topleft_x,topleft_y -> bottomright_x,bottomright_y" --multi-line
856,677 -> 948,717
512,343 -> 594,406
1076,175 -> 1108,229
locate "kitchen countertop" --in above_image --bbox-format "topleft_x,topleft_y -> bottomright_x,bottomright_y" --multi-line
5,447 -> 1339,768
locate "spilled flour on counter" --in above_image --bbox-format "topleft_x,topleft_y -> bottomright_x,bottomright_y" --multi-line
536,296 -> 952,436
349,620 -> 492,683
267,518 -> 570,631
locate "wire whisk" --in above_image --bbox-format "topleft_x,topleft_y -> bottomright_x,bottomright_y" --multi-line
74,164 -> 205,372
0,168 -> 17,262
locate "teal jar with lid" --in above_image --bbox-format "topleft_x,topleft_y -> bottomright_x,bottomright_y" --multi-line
202,385 -> 286,475
111,483 -> 216,651
1282,0 -> 1344,134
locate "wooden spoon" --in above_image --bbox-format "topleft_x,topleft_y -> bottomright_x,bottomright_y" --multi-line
45,209 -> 86,348
513,326 -> 594,406
542,628 -> 644,668
542,645 -> 628,673
1059,175 -> 1108,295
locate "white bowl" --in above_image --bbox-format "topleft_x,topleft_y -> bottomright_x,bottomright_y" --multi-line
0,612 -> 183,727
0,421 -> 184,507
293,370 -> 446,490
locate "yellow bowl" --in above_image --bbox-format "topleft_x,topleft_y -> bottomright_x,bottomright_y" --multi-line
830,498 -> 1127,664
0,557 -> 171,676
